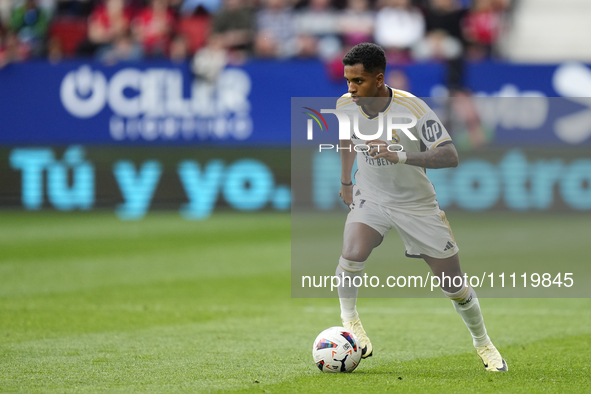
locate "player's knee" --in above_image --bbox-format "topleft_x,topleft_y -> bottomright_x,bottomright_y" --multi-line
434,270 -> 464,293
341,246 -> 371,264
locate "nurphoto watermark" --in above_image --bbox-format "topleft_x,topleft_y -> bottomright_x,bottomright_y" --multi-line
303,108 -> 420,153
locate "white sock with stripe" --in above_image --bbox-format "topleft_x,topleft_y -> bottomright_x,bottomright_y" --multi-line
336,256 -> 365,323
443,284 -> 491,347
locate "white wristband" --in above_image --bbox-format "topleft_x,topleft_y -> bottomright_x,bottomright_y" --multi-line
397,151 -> 407,164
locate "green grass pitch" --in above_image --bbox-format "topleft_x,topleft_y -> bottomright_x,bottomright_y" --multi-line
0,211 -> 590,393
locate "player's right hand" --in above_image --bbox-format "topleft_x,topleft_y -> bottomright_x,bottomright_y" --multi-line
339,185 -> 353,208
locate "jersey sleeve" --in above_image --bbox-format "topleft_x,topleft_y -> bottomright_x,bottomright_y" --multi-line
335,93 -> 355,141
416,108 -> 452,150
336,93 -> 353,109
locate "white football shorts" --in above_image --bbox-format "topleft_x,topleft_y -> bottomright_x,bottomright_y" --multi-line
345,187 -> 459,259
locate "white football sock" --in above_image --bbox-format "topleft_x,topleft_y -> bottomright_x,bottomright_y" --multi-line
443,284 -> 491,347
336,256 -> 365,323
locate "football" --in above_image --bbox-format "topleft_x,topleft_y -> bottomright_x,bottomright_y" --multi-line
312,327 -> 362,373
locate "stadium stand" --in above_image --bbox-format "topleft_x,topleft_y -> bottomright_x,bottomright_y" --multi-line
499,0 -> 591,62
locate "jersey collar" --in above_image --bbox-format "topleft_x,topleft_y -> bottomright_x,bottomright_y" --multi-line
359,86 -> 393,120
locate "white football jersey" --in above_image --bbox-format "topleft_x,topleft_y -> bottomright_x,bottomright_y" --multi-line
337,87 -> 452,216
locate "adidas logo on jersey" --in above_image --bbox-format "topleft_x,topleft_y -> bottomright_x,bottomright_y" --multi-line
443,241 -> 454,251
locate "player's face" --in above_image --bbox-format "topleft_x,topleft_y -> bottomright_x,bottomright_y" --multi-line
344,63 -> 383,106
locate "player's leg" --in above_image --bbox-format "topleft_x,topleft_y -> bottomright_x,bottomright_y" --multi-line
339,221 -> 383,322
422,253 -> 489,344
389,209 -> 507,371
338,222 -> 382,358
423,252 -> 507,371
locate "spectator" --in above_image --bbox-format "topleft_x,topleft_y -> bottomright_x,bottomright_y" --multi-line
412,29 -> 462,62
424,0 -> 465,41
339,0 -> 375,47
374,0 -> 425,63
0,31 -> 29,66
415,0 -> 468,88
169,33 -> 189,62
493,0 -> 512,11
296,33 -> 317,58
462,0 -> 503,60
78,0 -> 132,56
56,0 -> 93,17
179,0 -> 221,16
0,0 -> 11,27
295,0 -> 340,59
255,0 -> 296,58
37,0 -> 58,19
95,30 -> 144,63
132,0 -> 175,57
11,0 -> 50,56
386,68 -> 410,91
192,33 -> 226,82
211,0 -> 255,58
47,34 -> 64,63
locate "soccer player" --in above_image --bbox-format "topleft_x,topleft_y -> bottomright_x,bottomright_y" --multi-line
335,43 -> 507,372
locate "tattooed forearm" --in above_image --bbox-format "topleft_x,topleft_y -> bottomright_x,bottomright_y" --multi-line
405,143 -> 459,169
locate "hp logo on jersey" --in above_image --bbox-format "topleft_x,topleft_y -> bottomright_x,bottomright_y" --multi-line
422,120 -> 443,142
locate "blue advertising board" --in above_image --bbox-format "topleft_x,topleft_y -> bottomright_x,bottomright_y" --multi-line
2,60 -> 591,146
0,60 -> 341,146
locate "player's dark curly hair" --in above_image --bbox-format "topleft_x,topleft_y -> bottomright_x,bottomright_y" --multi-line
342,43 -> 386,75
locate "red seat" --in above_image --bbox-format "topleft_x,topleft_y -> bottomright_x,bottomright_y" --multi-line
176,15 -> 210,55
49,17 -> 88,57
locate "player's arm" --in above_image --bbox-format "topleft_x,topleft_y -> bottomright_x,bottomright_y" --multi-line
339,138 -> 356,206
369,106 -> 460,169
404,143 -> 459,169
367,141 -> 459,169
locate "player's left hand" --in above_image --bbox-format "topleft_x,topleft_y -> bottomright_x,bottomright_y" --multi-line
367,139 -> 401,163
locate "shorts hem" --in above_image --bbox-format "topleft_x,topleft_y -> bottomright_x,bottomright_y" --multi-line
345,217 -> 389,237
407,246 -> 459,260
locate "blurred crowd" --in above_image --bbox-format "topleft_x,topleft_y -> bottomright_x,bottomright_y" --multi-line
0,0 -> 513,78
